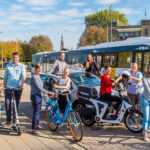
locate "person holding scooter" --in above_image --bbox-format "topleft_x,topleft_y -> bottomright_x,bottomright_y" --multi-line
100,65 -> 122,118
3,52 -> 26,127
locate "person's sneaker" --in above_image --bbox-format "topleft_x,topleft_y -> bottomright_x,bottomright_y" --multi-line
32,130 -> 39,135
4,121 -> 12,127
144,134 -> 150,142
37,125 -> 43,130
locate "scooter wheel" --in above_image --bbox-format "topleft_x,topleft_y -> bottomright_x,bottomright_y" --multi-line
80,108 -> 95,126
124,109 -> 143,133
16,126 -> 22,136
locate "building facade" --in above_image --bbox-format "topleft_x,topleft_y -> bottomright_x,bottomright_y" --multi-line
108,20 -> 150,42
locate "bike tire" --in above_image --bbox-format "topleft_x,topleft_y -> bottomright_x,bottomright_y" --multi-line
68,110 -> 83,141
45,106 -> 58,131
124,109 -> 143,133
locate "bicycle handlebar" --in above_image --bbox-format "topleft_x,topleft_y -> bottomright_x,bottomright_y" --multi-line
55,90 -> 71,96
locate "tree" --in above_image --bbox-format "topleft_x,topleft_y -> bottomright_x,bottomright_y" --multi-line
29,35 -> 53,55
85,9 -> 129,27
79,26 -> 107,47
20,41 -> 31,60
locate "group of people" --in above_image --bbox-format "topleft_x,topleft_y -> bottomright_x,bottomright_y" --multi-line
1,51 -> 150,142
100,63 -> 150,142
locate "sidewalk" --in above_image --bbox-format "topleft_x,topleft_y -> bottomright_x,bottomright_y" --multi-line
0,72 -> 68,150
0,111 -> 70,150
0,72 -> 84,150
0,71 -> 150,150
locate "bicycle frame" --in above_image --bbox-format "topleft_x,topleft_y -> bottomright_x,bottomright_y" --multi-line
43,95 -> 73,126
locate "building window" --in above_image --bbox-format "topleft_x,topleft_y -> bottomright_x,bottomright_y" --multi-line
124,32 -> 129,37
135,32 -> 140,36
118,32 -> 123,37
129,32 -> 134,36
144,28 -> 148,36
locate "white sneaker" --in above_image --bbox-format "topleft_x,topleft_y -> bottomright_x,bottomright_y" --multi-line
144,134 -> 150,142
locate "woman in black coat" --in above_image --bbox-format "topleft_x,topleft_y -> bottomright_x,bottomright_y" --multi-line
81,54 -> 101,75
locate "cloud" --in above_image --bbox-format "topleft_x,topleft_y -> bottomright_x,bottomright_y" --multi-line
10,4 -> 26,11
30,6 -> 53,11
17,0 -> 58,6
115,8 -> 142,15
95,0 -> 120,5
58,8 -> 81,17
68,2 -> 86,7
8,11 -> 68,25
19,22 -> 34,25
8,12 -> 41,23
82,9 -> 94,16
68,19 -> 83,24
58,8 -> 94,18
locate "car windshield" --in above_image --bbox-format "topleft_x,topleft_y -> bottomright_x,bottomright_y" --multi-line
40,74 -> 57,82
69,72 -> 100,86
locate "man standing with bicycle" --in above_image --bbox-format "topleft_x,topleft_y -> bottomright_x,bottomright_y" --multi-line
3,52 -> 26,127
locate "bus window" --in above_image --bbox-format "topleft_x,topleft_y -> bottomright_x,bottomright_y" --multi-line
97,54 -> 102,67
135,53 -> 142,72
39,56 -> 43,64
144,52 -> 150,73
43,57 -> 47,63
102,53 -> 117,67
118,52 -> 132,68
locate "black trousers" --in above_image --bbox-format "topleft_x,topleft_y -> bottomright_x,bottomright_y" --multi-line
100,93 -> 121,110
58,94 -> 67,113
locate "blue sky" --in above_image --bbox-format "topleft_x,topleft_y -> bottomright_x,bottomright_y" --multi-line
0,0 -> 150,50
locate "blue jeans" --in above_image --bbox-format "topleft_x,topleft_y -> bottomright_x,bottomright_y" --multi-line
5,89 -> 22,122
31,94 -> 42,130
141,95 -> 150,132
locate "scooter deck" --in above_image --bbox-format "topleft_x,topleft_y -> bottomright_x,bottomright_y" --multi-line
0,124 -> 16,130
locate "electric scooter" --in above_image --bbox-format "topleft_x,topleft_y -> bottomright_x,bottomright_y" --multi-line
80,81 -> 143,133
0,87 -> 21,136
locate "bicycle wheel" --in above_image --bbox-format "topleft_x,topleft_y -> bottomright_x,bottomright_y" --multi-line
68,110 -> 83,141
45,105 -> 58,131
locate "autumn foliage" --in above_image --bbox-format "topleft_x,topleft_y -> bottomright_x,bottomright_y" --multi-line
79,26 -> 107,47
0,35 -> 54,63
29,35 -> 53,55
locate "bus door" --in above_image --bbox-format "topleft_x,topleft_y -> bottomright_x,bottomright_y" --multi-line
92,54 -> 96,62
135,52 -> 143,72
96,54 -> 102,70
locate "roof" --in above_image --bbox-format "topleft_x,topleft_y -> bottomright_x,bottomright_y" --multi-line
77,36 -> 150,50
35,50 -> 68,55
